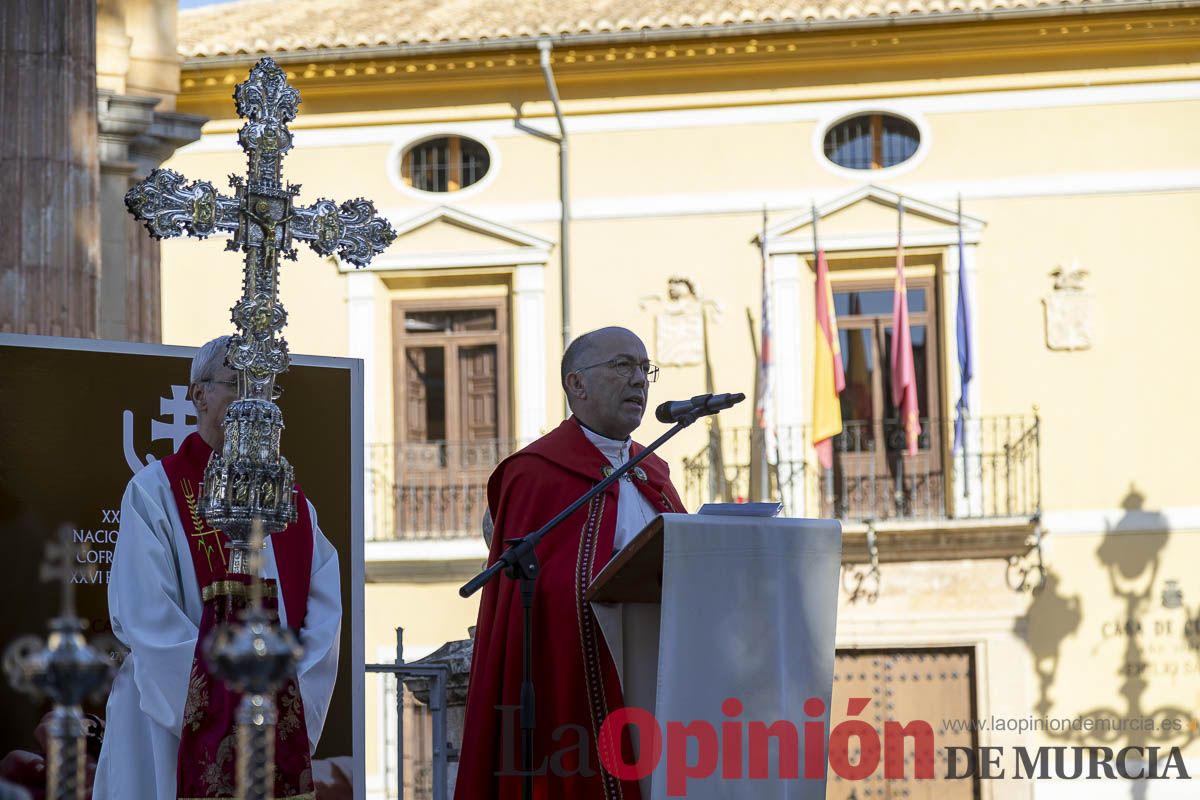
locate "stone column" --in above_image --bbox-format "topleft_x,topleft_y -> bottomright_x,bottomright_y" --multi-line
97,96 -> 205,342
346,270 -> 379,537
513,264 -> 548,443
0,0 -> 101,337
93,0 -> 204,343
771,252 -> 808,516
97,89 -> 156,341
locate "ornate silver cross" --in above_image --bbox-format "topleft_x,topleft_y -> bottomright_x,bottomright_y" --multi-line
4,527 -> 114,800
126,56 -> 395,401
122,58 -> 393,800
125,57 -> 395,560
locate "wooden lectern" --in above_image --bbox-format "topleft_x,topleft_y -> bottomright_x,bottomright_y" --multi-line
586,512 -> 842,800
587,516 -> 668,604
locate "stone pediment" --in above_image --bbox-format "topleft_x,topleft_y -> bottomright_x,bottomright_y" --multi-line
764,185 -> 985,254
341,205 -> 553,271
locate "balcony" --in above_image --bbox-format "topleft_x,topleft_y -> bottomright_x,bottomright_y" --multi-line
682,414 -> 1041,564
365,414 -> 1041,568
366,439 -> 521,543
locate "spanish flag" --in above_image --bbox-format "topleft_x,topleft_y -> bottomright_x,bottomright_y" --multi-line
812,212 -> 845,469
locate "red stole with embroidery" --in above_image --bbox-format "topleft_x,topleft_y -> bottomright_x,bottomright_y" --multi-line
162,432 -> 315,799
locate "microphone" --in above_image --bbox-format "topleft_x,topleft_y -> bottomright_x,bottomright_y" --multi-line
655,392 -> 746,423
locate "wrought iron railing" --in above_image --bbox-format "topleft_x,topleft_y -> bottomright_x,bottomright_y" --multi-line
367,440 -> 521,541
367,628 -> 451,800
366,415 -> 1039,540
682,414 -> 1041,522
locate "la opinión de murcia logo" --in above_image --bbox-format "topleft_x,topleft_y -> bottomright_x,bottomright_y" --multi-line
492,698 -> 1195,796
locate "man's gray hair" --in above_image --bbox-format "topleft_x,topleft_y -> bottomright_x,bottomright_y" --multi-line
560,334 -> 595,392
190,335 -> 232,384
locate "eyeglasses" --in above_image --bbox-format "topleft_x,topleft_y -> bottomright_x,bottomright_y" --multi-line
575,357 -> 660,383
203,377 -> 284,400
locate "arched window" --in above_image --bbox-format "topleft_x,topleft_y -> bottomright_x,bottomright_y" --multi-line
401,136 -> 491,193
823,114 -> 920,171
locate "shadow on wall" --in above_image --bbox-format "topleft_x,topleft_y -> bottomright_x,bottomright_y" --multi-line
1093,486 -> 1171,744
1020,483 -> 1197,789
1023,567 -> 1082,718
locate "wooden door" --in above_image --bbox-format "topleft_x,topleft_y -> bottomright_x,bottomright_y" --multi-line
458,344 -> 503,470
827,648 -> 978,800
403,346 -> 447,473
459,345 -> 498,442
391,299 -> 509,538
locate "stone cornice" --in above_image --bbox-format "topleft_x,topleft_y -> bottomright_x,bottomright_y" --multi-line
96,91 -> 159,171
128,109 -> 209,179
178,8 -> 1200,116
841,516 -> 1038,563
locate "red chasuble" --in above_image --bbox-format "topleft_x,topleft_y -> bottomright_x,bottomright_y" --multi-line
456,417 -> 686,800
161,432 -> 315,799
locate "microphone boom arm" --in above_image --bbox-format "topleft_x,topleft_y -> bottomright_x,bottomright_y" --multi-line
460,409 -> 705,598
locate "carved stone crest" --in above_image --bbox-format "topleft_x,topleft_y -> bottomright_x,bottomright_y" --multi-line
1043,265 -> 1093,351
642,276 -> 705,366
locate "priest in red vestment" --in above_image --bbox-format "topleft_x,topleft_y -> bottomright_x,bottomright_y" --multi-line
94,337 -> 342,800
456,326 -> 685,800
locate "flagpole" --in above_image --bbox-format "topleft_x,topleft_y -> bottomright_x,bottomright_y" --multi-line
811,199 -> 819,255
757,204 -> 769,500
897,196 -> 905,506
892,194 -> 907,503
812,199 -> 835,511
957,192 -> 969,500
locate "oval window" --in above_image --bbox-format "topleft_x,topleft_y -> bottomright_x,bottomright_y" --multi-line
823,114 -> 920,171
401,135 -> 491,192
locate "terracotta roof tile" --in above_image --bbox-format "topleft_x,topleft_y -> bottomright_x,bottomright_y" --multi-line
177,0 -> 1163,58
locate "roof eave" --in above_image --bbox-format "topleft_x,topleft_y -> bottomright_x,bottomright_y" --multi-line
180,0 -> 1200,69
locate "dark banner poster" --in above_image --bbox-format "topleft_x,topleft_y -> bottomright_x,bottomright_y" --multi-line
0,335 -> 364,778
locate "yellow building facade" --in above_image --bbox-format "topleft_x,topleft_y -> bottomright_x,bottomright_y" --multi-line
165,0 -> 1200,796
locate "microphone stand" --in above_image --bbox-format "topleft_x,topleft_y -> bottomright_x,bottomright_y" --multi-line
459,408 -> 706,800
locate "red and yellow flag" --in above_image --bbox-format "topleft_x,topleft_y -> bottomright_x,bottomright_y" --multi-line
812,248 -> 845,469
